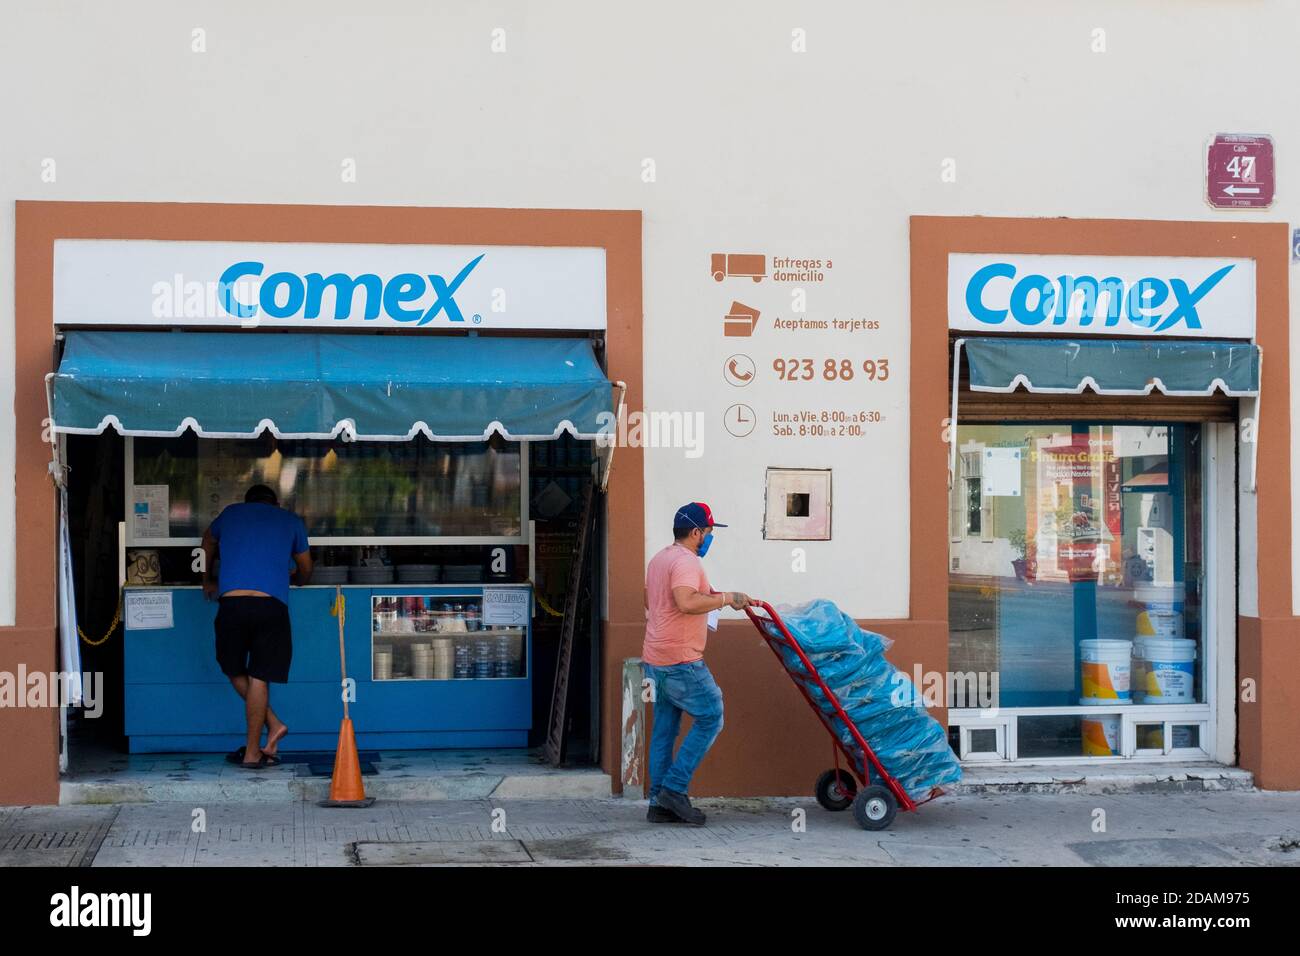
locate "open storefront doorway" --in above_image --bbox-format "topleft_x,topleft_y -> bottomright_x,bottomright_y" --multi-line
61,426 -> 606,779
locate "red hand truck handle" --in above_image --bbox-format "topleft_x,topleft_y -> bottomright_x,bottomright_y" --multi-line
742,598 -> 921,813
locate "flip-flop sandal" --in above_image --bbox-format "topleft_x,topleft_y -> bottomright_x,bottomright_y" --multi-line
238,753 -> 271,770
262,753 -> 282,766
224,746 -> 247,765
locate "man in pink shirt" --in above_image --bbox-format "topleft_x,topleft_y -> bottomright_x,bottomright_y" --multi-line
643,502 -> 753,825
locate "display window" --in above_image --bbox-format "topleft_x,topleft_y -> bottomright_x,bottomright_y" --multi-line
128,434 -> 524,543
371,593 -> 527,681
948,422 -> 1212,761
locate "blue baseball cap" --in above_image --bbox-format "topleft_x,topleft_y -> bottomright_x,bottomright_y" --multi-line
673,502 -> 727,531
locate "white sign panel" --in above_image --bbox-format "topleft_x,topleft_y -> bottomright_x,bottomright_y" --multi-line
131,485 -> 169,539
482,588 -> 529,626
54,239 -> 607,331
981,447 -> 1022,498
124,590 -> 174,630
948,253 -> 1255,339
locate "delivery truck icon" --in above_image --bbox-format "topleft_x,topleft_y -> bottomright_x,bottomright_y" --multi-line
711,253 -> 766,282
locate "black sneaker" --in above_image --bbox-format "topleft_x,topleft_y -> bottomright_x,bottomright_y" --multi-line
656,788 -> 706,826
646,804 -> 679,823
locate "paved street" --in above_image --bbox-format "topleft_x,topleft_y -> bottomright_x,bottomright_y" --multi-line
2,789 -> 1298,867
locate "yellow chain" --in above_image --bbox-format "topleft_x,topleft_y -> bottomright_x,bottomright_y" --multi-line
78,590 -> 123,646
533,590 -> 565,618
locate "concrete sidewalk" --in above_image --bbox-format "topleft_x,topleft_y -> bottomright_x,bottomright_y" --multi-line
58,746 -> 611,805
3,789 -> 1298,867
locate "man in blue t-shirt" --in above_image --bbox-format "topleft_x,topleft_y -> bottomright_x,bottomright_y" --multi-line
202,484 -> 313,769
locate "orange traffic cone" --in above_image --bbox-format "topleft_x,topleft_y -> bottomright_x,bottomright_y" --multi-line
319,588 -> 375,808
321,717 -> 372,807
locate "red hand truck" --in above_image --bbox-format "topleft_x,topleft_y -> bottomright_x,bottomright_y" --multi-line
744,600 -> 945,830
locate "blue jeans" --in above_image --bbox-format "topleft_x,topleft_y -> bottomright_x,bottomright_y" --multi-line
644,659 -> 724,804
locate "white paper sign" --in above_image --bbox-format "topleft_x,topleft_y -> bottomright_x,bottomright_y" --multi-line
482,588 -> 529,626
132,485 -> 169,539
707,609 -> 720,632
981,447 -> 1023,498
124,590 -> 174,630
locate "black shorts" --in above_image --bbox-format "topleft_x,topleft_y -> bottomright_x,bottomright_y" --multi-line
215,596 -> 293,683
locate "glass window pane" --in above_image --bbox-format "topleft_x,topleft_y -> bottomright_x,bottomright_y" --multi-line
371,594 -> 526,681
950,424 -> 1204,716
1136,723 -> 1164,751
969,728 -> 999,753
1019,714 -> 1122,758
133,434 -> 523,538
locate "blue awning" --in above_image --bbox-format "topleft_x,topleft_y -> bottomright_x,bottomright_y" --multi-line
51,331 -> 615,441
962,337 -> 1260,396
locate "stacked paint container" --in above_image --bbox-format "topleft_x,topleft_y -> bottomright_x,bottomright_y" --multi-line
1131,584 -> 1196,705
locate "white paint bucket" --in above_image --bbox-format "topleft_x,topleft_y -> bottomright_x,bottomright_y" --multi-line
1079,639 -> 1133,705
1136,610 -> 1184,640
1137,638 -> 1197,704
1134,584 -> 1185,640
1133,584 -> 1185,613
1082,715 -> 1121,757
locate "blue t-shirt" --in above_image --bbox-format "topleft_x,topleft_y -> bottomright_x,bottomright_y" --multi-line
209,502 -> 310,606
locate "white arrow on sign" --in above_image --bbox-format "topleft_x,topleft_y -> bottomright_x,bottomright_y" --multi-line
1223,184 -> 1261,196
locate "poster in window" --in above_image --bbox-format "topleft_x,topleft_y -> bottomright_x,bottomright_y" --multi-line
131,485 -> 169,539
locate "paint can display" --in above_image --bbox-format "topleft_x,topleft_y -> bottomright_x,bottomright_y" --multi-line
1134,584 -> 1185,640
1081,715 -> 1121,757
1136,638 -> 1197,704
1079,639 -> 1133,705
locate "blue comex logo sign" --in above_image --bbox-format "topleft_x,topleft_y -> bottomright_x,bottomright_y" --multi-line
53,239 -> 607,331
218,254 -> 485,325
947,253 -> 1256,339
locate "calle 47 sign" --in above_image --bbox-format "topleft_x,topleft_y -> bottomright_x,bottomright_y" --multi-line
1206,134 -> 1275,209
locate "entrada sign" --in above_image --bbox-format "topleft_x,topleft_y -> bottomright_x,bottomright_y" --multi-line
948,253 -> 1255,339
53,239 -> 607,330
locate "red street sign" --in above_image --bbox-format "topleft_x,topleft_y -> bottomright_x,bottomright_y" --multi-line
1206,134 -> 1275,208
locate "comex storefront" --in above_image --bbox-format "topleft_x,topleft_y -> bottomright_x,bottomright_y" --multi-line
912,216 -> 1294,784
5,206 -> 1299,803
3,202 -> 644,801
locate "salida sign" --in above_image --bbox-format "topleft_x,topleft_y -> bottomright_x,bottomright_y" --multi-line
53,239 -> 607,330
947,253 -> 1255,339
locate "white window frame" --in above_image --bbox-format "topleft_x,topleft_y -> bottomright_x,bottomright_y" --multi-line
956,719 -> 1007,762
948,421 -> 1232,765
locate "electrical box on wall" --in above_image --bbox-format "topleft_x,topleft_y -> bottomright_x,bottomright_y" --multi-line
762,468 -> 831,540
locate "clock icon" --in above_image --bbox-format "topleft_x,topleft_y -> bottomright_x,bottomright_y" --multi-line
724,404 -> 756,438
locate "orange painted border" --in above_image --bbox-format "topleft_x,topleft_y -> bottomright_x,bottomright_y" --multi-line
4,201 -> 643,805
911,216 -> 1298,790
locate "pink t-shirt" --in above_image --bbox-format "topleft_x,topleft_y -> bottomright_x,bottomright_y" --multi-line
642,543 -> 712,666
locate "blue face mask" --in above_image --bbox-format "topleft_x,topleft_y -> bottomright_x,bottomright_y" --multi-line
697,531 -> 714,558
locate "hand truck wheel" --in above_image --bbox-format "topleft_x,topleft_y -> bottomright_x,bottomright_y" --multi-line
814,768 -> 857,812
851,785 -> 898,831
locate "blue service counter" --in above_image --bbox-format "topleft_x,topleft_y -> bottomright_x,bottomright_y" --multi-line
123,585 -> 532,754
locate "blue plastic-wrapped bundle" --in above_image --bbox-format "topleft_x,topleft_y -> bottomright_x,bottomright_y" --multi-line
761,599 -> 962,800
